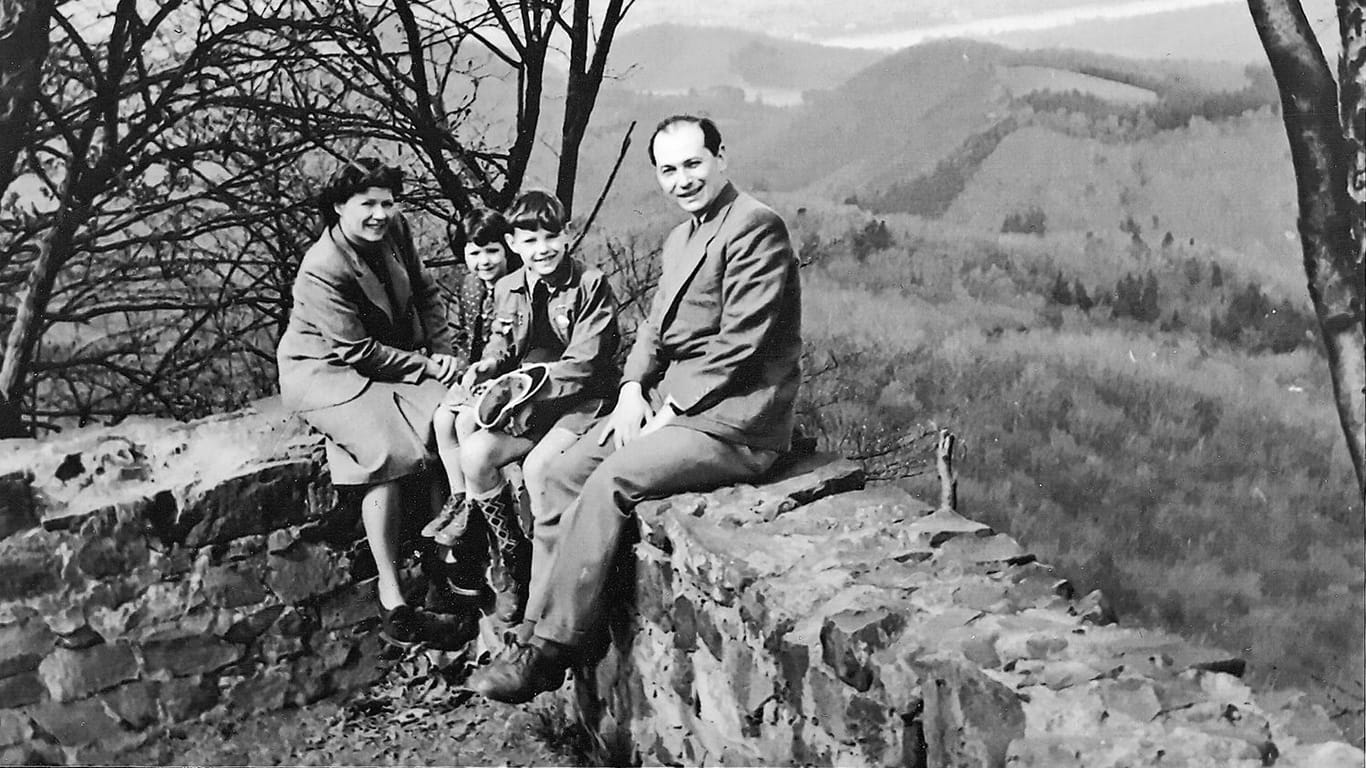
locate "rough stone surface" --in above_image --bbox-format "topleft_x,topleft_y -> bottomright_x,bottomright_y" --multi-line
0,470 -> 36,539
556,458 -> 1364,767
38,643 -> 139,702
2,404 -> 1361,765
0,709 -> 33,747
142,635 -> 242,677
27,698 -> 125,746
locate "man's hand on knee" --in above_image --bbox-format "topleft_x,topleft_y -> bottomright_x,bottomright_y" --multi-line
639,395 -> 681,439
598,382 -> 654,449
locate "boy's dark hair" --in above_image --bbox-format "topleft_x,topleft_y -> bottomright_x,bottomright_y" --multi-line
506,189 -> 568,235
318,157 -> 403,227
646,115 -> 723,165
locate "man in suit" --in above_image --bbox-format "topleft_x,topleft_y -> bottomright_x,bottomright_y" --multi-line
469,114 -> 803,703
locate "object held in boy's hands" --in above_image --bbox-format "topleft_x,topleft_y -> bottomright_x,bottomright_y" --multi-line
473,364 -> 550,436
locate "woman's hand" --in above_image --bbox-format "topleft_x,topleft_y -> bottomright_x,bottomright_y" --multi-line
426,354 -> 462,386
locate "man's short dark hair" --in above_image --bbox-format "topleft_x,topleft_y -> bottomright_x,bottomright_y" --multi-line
318,157 -> 404,227
506,189 -> 568,235
647,115 -> 723,165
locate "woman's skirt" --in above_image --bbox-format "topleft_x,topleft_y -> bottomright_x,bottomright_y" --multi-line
301,378 -> 449,487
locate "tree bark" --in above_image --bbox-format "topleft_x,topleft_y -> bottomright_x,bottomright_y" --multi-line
1248,0 -> 1366,501
0,0 -> 55,435
0,0 -> 53,195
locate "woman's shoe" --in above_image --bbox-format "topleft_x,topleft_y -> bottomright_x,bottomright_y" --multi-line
379,605 -> 423,648
422,495 -> 464,539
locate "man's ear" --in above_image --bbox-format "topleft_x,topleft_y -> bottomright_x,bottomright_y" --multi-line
715,144 -> 729,172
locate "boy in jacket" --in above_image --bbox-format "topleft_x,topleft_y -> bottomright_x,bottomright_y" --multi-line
435,190 -> 621,623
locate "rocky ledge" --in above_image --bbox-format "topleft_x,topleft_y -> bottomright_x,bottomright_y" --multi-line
1,404 -> 1361,766
545,456 -> 1361,767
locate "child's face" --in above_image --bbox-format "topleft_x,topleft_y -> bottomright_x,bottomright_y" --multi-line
506,226 -> 567,281
463,241 -> 508,284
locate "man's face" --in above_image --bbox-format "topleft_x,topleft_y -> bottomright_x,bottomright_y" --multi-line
652,123 -> 728,215
505,227 -> 567,281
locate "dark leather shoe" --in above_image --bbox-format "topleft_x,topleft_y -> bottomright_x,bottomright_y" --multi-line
468,641 -> 569,704
419,607 -> 481,652
379,605 -> 423,648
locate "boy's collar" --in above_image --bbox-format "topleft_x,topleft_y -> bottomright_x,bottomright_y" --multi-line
515,257 -> 575,294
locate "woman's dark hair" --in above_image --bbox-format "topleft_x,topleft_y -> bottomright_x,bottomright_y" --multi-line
646,115 -> 723,165
318,157 -> 404,227
505,189 -> 567,235
451,207 -> 521,271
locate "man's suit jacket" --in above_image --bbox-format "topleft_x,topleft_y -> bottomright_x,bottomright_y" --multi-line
623,183 -> 802,452
277,216 -> 452,412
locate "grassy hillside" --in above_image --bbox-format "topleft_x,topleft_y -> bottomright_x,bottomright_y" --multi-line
946,114 -> 1299,264
609,24 -> 881,96
767,200 -> 1363,740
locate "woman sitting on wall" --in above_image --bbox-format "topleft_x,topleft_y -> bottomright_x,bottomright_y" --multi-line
276,157 -> 461,647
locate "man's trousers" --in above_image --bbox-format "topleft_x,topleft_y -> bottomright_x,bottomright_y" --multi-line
527,422 -> 777,647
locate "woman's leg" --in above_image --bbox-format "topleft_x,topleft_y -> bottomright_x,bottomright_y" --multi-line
360,480 -> 407,610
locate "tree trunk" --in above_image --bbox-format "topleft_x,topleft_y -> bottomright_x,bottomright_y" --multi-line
1248,0 -> 1366,501
0,0 -> 53,195
0,206 -> 82,437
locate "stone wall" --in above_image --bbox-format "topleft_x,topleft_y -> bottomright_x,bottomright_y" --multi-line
0,401 -> 387,764
552,456 -> 1364,767
2,404 -> 1361,766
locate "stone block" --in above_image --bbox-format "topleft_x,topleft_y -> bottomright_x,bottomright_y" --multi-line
224,664 -> 291,715
142,635 -> 241,677
921,658 -> 1025,768
266,542 -> 349,603
173,459 -> 315,547
0,710 -> 32,747
820,609 -> 907,692
27,698 -> 124,746
0,618 -> 55,678
102,680 -> 161,730
0,470 -> 36,539
318,579 -> 379,630
202,561 -> 269,608
0,672 -> 47,707
160,675 -> 219,722
224,604 -> 287,645
1100,678 -> 1163,724
38,643 -> 139,702
0,530 -> 62,600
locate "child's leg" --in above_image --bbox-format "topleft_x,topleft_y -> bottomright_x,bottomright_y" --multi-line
461,429 -> 536,497
432,405 -> 466,497
461,429 -> 538,622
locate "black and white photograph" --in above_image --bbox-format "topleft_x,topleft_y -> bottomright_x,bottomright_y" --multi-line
0,0 -> 1361,765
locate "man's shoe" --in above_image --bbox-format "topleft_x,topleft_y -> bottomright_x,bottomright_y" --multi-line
467,640 -> 569,704
379,605 -> 423,648
423,495 -> 465,540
